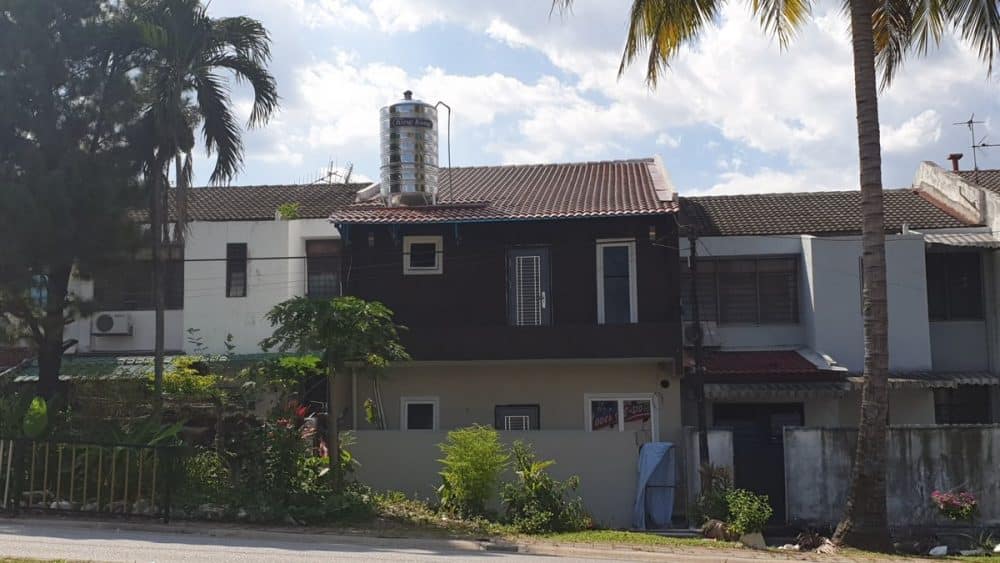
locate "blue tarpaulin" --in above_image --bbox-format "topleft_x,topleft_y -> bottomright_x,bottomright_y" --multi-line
632,442 -> 676,530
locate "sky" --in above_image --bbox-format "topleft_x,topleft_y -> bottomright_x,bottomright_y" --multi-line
197,0 -> 1000,196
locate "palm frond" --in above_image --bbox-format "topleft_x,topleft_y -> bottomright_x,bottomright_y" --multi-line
212,16 -> 272,67
619,0 -> 723,86
749,0 -> 811,47
872,0 -> 914,88
195,70 -> 243,185
946,0 -> 1000,74
204,53 -> 279,127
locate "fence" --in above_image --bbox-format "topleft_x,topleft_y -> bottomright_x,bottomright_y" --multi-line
0,437 -> 183,521
352,430 -> 651,528
784,425 -> 1000,527
682,427 -> 734,515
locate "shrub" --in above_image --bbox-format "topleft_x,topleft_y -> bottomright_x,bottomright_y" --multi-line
692,464 -> 732,523
500,441 -> 589,533
156,356 -> 220,400
437,425 -> 509,517
931,490 -> 978,521
176,449 -> 233,512
725,489 -> 773,536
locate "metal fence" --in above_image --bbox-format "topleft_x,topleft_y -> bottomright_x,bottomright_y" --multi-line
0,437 -> 183,521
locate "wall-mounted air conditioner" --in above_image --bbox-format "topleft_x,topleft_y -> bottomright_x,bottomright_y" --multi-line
683,321 -> 721,347
92,313 -> 133,336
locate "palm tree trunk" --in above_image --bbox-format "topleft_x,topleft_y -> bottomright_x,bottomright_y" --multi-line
152,169 -> 166,418
174,153 -> 186,244
833,0 -> 892,551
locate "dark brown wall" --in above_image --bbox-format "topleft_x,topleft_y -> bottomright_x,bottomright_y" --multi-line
341,215 -> 681,361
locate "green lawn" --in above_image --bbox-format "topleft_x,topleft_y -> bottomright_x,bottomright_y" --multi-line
531,529 -> 742,550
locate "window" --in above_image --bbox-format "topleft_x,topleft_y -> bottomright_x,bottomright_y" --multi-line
585,394 -> 657,440
926,252 -> 983,321
93,259 -> 183,310
934,385 -> 992,424
681,257 -> 798,324
507,247 -> 551,326
401,397 -> 439,430
226,243 -> 247,298
495,405 -> 540,430
596,239 -> 638,324
306,240 -> 341,299
403,236 -> 443,275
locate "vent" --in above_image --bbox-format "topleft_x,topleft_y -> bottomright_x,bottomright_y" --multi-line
504,415 -> 531,431
92,313 -> 133,336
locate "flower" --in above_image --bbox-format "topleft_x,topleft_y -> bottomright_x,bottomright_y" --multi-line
931,490 -> 977,521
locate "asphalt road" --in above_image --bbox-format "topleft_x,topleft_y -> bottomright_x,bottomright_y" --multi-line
0,521 -> 581,562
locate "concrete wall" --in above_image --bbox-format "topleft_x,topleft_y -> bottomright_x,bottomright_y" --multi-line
683,428 -> 735,510
784,426 -> 1000,526
350,430 -> 649,528
931,321 -> 990,371
353,360 -> 684,445
183,218 -> 338,354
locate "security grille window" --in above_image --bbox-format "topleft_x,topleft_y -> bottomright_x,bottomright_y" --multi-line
934,385 -> 992,424
494,405 -> 540,430
306,240 -> 341,299
926,252 -> 983,321
680,257 -> 798,324
507,247 -> 551,326
403,236 -> 443,275
402,397 -> 438,430
93,259 -> 183,310
597,240 -> 638,324
226,243 -> 248,298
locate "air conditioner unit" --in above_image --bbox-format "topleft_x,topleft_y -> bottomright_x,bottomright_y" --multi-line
683,321 -> 721,347
92,313 -> 133,336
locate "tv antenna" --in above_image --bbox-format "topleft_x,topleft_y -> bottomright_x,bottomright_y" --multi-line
953,114 -> 1000,171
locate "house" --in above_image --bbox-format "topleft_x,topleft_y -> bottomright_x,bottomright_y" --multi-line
677,186 -> 1000,520
331,158 -> 684,443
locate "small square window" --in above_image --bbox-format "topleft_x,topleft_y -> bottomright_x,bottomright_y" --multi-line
402,397 -> 439,430
403,236 -> 443,275
494,405 -> 540,430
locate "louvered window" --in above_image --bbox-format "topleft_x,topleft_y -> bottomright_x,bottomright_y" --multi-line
507,247 -> 551,326
680,257 -> 798,324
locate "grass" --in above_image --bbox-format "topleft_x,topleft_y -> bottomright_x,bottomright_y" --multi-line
530,529 -> 743,550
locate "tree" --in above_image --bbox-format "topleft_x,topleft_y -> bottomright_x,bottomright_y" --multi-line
122,0 -> 279,409
261,296 -> 410,489
0,0 -> 145,398
552,0 -> 1000,550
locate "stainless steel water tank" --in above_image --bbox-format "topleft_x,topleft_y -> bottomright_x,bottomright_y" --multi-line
379,90 -> 438,206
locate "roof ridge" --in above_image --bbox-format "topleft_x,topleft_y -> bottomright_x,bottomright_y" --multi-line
681,187 -> 914,201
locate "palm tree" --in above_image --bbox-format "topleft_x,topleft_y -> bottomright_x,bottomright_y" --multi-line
124,0 -> 278,406
553,0 -> 1000,550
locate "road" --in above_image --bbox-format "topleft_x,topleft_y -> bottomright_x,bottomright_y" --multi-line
0,520 -> 592,562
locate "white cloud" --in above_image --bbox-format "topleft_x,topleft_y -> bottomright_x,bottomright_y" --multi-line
656,133 -> 680,148
697,167 -> 852,196
881,110 -> 942,154
277,0 -> 370,29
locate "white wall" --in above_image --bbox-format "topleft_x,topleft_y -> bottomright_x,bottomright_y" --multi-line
183,218 -> 339,354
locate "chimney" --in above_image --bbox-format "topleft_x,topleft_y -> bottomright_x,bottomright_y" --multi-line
947,153 -> 963,172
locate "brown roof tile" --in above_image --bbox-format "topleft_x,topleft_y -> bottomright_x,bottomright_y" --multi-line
169,183 -> 363,222
679,189 -> 974,236
698,351 -> 845,383
956,169 -> 1000,194
328,158 -> 677,224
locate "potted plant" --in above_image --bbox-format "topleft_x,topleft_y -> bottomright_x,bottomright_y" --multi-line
931,490 -> 978,522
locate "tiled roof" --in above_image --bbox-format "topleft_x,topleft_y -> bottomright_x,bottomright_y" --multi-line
679,188 -> 974,236
956,169 -> 1000,194
131,183 -> 365,222
8,353 -> 278,382
700,350 -> 844,383
328,158 -> 677,224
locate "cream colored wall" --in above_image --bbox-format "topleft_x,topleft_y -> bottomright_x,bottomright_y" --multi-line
353,360 -> 683,444
836,389 -> 936,426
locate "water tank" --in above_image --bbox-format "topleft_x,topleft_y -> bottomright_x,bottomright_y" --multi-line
379,90 -> 438,206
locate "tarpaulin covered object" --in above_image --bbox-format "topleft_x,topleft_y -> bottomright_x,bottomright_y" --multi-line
632,442 -> 675,530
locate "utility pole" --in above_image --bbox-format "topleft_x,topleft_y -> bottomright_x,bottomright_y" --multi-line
688,230 -> 710,481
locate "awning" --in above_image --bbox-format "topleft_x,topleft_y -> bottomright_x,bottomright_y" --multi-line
848,371 -> 1000,390
924,232 -> 1000,248
705,382 -> 853,400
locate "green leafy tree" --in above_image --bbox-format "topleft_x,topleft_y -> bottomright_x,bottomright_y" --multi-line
437,425 -> 509,518
0,0 -> 145,398
122,0 -> 279,411
261,296 -> 410,489
553,0 -> 1000,549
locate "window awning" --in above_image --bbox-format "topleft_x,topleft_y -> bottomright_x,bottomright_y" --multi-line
705,382 -> 853,400
924,232 -> 1000,248
849,371 -> 1000,389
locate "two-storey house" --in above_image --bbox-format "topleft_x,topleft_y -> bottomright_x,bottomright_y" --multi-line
329,158 -> 685,444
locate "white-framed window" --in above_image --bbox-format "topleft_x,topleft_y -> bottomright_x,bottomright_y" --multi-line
584,393 -> 657,441
401,396 -> 439,430
403,235 -> 443,275
596,239 -> 638,324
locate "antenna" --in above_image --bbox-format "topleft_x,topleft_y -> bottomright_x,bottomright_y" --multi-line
953,114 -> 1000,171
